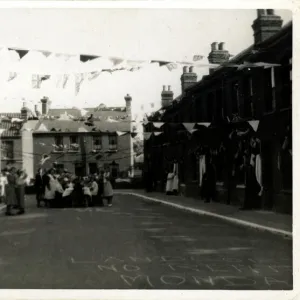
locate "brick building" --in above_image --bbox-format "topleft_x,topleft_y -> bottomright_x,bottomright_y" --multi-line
145,10 -> 292,214
0,103 -> 36,170
21,95 -> 134,179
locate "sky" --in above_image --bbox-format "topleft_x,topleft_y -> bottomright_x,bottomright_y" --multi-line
0,8 -> 292,122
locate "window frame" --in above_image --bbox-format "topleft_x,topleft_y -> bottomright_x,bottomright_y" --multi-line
92,136 -> 102,151
53,136 -> 64,152
69,135 -> 79,152
108,134 -> 118,150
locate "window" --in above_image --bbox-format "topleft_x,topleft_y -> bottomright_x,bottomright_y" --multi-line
1,141 -> 13,159
108,135 -> 117,150
69,135 -> 79,151
54,136 -> 64,152
92,136 -> 102,151
263,68 -> 274,112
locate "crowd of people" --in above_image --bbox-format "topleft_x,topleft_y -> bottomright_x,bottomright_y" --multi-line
35,167 -> 114,209
0,166 -> 114,216
0,167 -> 28,215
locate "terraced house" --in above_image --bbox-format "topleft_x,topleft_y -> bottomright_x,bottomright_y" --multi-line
145,10 -> 292,214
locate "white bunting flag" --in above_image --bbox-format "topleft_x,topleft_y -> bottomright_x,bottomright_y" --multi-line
197,122 -> 210,127
166,63 -> 178,71
248,120 -> 260,132
193,55 -> 204,61
75,73 -> 85,95
40,154 -> 51,165
88,71 -> 101,81
8,72 -> 17,82
143,132 -> 152,140
153,122 -> 164,129
116,131 -> 128,136
183,123 -> 196,131
154,132 -> 162,136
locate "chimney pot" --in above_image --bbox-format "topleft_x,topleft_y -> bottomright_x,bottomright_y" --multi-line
168,85 -> 171,91
218,42 -> 225,50
163,85 -> 166,91
189,66 -> 194,73
257,9 -> 266,16
211,42 -> 218,51
267,9 -> 275,15
183,66 -> 188,73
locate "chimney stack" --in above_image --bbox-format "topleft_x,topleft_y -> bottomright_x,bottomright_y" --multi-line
20,101 -> 29,120
161,85 -> 174,108
181,66 -> 197,93
124,94 -> 132,114
41,97 -> 49,115
252,9 -> 283,45
208,41 -> 231,75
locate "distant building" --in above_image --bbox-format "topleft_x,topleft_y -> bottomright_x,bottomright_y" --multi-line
1,94 -> 134,180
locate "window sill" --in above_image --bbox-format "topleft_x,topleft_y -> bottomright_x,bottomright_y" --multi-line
68,150 -> 79,153
52,150 -> 64,153
236,184 -> 246,189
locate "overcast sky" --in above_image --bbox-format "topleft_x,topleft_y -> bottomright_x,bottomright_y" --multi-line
0,8 -> 292,120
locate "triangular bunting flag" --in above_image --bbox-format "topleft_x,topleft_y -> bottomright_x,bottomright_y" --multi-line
131,132 -> 138,138
36,123 -> 48,132
183,123 -> 195,131
88,71 -> 101,81
166,63 -> 178,71
197,122 -> 210,127
248,120 -> 260,132
56,74 -> 69,89
189,129 -> 198,134
116,131 -> 128,136
40,154 -> 51,165
151,60 -> 170,67
154,132 -> 162,136
153,122 -> 164,129
143,132 -> 152,140
193,55 -> 204,61
8,72 -> 17,82
75,73 -> 85,95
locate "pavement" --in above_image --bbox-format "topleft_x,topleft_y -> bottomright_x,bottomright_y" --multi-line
115,190 -> 292,237
0,194 -> 292,289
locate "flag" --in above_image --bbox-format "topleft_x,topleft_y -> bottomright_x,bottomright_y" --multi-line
183,123 -> 195,131
75,73 -> 85,95
116,131 -> 128,136
154,132 -> 162,136
88,71 -> 101,81
151,60 -> 171,67
153,122 -> 164,129
8,72 -> 17,82
150,103 -> 155,108
166,63 -> 178,71
193,55 -> 204,61
248,120 -> 260,132
32,74 -> 41,89
41,75 -> 51,81
40,154 -> 51,165
143,132 -> 152,140
56,74 -> 69,89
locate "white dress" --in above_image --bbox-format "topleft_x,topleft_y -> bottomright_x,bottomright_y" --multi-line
166,173 -> 174,193
44,175 -> 56,200
0,175 -> 8,197
172,163 -> 179,192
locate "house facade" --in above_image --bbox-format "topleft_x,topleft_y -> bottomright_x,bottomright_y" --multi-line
145,10 -> 292,214
22,94 -> 134,179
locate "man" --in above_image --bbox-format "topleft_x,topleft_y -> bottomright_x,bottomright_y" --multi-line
35,168 -> 44,207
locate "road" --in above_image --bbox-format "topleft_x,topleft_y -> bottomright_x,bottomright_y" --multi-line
0,194 -> 292,290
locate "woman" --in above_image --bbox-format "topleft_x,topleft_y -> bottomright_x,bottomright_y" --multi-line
96,173 -> 104,207
54,175 -> 64,208
165,166 -> 174,195
82,178 -> 92,207
202,156 -> 216,203
4,167 -> 18,216
0,171 -> 8,204
90,176 -> 98,207
103,168 -> 113,207
44,169 -> 56,207
15,169 -> 28,215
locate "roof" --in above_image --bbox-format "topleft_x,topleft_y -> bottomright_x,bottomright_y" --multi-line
158,20 -> 292,119
0,121 -> 22,137
31,119 -> 131,133
48,106 -> 128,120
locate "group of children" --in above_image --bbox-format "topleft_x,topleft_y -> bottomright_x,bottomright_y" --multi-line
35,168 -> 114,208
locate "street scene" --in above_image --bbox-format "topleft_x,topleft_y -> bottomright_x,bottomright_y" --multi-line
0,8 -> 293,291
0,194 -> 292,289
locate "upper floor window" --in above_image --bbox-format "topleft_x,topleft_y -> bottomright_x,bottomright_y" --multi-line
53,136 -> 64,152
108,135 -> 118,150
69,135 -> 79,151
93,136 -> 102,151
